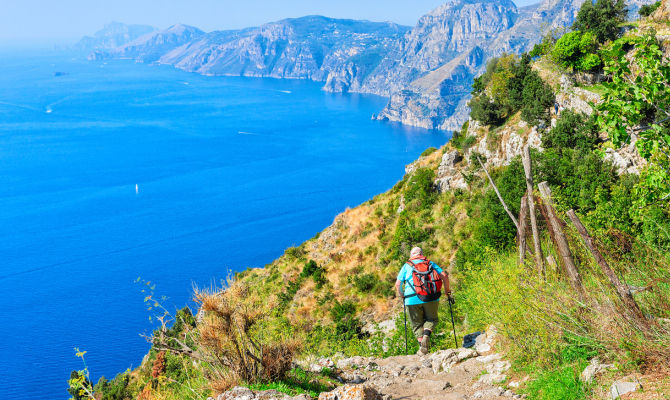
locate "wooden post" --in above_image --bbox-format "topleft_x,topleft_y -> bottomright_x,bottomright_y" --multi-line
566,210 -> 646,323
522,146 -> 545,276
538,182 -> 584,298
518,196 -> 529,265
477,156 -> 519,230
537,196 -> 565,278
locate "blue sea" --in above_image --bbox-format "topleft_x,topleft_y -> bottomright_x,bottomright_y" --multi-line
0,49 -> 450,399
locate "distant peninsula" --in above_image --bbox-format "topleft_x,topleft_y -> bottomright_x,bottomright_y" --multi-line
79,0 -> 654,131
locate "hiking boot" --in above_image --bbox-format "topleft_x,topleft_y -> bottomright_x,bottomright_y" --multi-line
420,335 -> 430,354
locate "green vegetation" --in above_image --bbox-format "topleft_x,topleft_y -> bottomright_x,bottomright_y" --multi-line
541,110 -> 598,151
551,31 -> 602,72
572,0 -> 628,43
248,367 -> 337,398
597,33 -> 670,213
78,9 -> 670,400
420,147 -> 438,157
469,54 -> 554,127
639,1 -> 661,17
301,259 -> 327,288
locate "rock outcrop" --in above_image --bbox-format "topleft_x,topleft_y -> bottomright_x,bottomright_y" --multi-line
580,358 -> 615,383
652,0 -> 670,20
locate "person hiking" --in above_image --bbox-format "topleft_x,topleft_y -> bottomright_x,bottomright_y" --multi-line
395,246 -> 453,355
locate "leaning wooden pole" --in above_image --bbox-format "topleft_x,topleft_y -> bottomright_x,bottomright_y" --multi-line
538,182 -> 584,298
477,156 -> 519,230
566,210 -> 647,324
522,146 -> 545,276
518,196 -> 529,265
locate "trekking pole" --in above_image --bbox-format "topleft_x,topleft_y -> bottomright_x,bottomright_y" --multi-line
448,296 -> 458,348
402,301 -> 408,355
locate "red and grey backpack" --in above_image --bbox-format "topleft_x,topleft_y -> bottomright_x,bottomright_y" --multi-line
405,256 -> 442,302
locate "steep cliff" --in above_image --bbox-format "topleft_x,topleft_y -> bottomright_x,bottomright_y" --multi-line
372,0 -> 585,130
93,17 -> 409,81
84,0 -> 655,131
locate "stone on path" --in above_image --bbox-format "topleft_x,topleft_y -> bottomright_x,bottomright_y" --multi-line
610,380 -> 641,399
215,386 -> 310,400
318,385 -> 385,400
580,358 -> 615,383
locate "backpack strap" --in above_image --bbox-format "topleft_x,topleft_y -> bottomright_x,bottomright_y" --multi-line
401,260 -> 418,298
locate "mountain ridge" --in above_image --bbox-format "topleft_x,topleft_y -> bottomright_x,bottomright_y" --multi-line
81,0 -> 653,131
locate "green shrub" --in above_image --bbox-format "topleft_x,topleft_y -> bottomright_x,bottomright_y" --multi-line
639,1 -> 661,17
404,167 -> 437,210
530,34 -> 556,58
350,273 -> 392,297
352,273 -> 376,292
278,278 -> 303,309
68,371 -> 93,400
469,94 -> 505,126
520,71 -> 556,125
388,212 -> 429,261
301,260 -> 327,288
451,121 -> 470,149
285,246 -> 306,259
573,0 -> 628,43
470,54 -> 555,126
542,110 -> 598,151
420,147 -> 438,157
92,373 -> 131,400
330,300 -> 362,339
535,148 -> 616,212
552,31 -> 602,72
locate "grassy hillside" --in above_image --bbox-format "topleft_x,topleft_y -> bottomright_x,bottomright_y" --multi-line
70,4 -> 670,399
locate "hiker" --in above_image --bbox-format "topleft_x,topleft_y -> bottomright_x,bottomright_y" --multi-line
395,246 -> 453,355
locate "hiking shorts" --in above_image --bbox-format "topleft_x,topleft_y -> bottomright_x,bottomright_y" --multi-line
407,301 -> 439,339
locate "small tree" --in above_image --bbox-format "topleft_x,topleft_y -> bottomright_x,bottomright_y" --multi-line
572,0 -> 628,43
552,31 -> 602,72
520,71 -> 555,125
639,1 -> 661,17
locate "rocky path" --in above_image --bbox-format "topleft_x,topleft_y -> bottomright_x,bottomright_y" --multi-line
315,328 -> 526,400
216,329 -> 528,400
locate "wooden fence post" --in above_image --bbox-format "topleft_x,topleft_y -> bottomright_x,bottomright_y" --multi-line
477,156 -> 519,230
538,182 -> 584,298
566,210 -> 647,324
522,146 -> 545,276
518,196 -> 529,265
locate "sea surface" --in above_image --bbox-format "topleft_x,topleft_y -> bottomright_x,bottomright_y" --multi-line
0,49 -> 450,399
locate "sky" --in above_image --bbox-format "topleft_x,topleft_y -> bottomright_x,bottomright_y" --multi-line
0,0 -> 539,45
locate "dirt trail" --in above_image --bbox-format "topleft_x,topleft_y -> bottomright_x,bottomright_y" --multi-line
317,329 -> 526,400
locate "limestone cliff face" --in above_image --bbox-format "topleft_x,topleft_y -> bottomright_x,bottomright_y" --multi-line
368,0 -> 599,131
375,47 -> 485,130
84,0 -> 653,132
359,0 -> 520,96
106,16 -> 409,82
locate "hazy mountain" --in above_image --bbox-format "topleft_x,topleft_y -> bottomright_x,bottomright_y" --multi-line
84,0 -> 654,131
89,24 -> 205,62
74,22 -> 156,52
